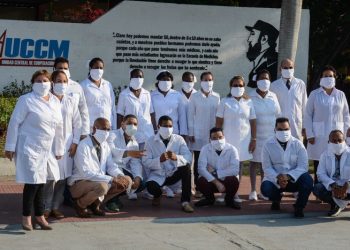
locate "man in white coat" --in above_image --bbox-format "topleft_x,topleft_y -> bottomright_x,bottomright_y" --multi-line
68,118 -> 132,218
314,130 -> 350,217
270,58 -> 307,140
261,117 -> 313,218
142,115 -> 194,213
195,127 -> 241,209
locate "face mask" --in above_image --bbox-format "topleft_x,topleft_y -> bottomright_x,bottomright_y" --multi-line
129,78 -> 144,90
32,82 -> 51,97
158,126 -> 173,139
257,79 -> 271,92
53,83 -> 68,96
182,81 -> 195,93
63,69 -> 71,79
158,80 -> 172,92
275,130 -> 291,143
320,77 -> 335,89
93,129 -> 109,144
281,68 -> 294,79
328,142 -> 347,155
125,125 -> 137,137
231,87 -> 245,97
201,81 -> 213,93
90,69 -> 104,81
211,138 -> 226,151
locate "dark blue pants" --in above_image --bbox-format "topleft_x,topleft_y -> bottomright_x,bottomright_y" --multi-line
261,172 -> 313,209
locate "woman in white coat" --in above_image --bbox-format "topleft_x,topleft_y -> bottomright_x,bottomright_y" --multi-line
216,75 -> 257,202
80,57 -> 116,131
43,71 -> 82,219
250,69 -> 281,200
5,70 -> 64,231
305,65 -> 350,183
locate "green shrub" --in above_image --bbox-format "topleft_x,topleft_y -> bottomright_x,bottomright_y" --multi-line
1,80 -> 31,97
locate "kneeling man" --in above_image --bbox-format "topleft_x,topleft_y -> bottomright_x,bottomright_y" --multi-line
314,130 -> 350,217
195,127 -> 241,209
68,118 -> 132,218
261,117 -> 313,218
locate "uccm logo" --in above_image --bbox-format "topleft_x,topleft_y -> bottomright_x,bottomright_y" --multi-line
0,30 -> 70,67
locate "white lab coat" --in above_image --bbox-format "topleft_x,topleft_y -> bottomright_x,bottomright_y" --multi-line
68,136 -> 124,186
216,96 -> 256,161
250,90 -> 281,162
151,89 -> 187,135
179,89 -> 197,147
80,78 -> 116,130
117,87 -> 154,144
304,87 -> 350,160
142,133 -> 192,185
198,142 -> 240,182
47,95 -> 82,181
188,90 -> 220,151
270,77 -> 307,140
67,79 -> 90,136
317,147 -> 350,208
262,136 -> 309,187
5,92 -> 64,184
107,128 -> 143,179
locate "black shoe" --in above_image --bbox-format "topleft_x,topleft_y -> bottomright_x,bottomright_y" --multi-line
293,205 -> 304,218
226,201 -> 241,210
328,204 -> 343,217
194,198 -> 215,207
270,201 -> 280,211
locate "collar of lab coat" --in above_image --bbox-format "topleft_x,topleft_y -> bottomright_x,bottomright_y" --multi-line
87,135 -> 107,164
117,128 -> 136,147
271,135 -> 298,152
152,88 -> 177,97
208,142 -> 232,155
316,86 -> 339,97
180,88 -> 197,98
154,132 -> 175,150
325,146 -> 350,177
86,78 -> 107,89
126,87 -> 147,99
250,89 -> 274,100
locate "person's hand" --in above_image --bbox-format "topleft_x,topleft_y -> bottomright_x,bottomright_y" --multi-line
332,183 -> 348,199
5,151 -> 14,161
189,136 -> 195,143
213,179 -> 225,193
277,174 -> 289,189
55,155 -> 63,160
308,137 -> 315,145
207,165 -> 215,173
80,135 -> 87,141
127,150 -> 146,158
131,177 -> 141,190
249,139 -> 256,153
160,152 -> 169,162
167,151 -> 177,161
68,143 -> 78,158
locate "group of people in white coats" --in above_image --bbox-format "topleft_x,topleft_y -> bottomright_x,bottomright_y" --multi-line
4,55 -> 350,231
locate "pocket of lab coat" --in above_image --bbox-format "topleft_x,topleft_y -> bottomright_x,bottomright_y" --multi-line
23,137 -> 42,158
290,154 -> 298,166
312,122 -> 325,137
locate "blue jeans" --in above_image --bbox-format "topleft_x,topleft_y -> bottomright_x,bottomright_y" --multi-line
313,183 -> 335,206
261,172 -> 313,209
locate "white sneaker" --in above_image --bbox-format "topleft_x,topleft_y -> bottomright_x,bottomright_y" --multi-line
216,193 -> 225,203
249,191 -> 258,201
127,192 -> 138,200
163,186 -> 175,198
234,194 -> 242,203
142,191 -> 154,200
258,193 -> 269,200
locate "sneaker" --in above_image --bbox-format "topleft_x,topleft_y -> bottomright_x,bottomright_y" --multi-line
293,205 -> 304,218
226,200 -> 242,210
258,193 -> 269,200
270,201 -> 281,211
194,191 -> 203,199
194,198 -> 215,207
104,199 -> 123,213
51,209 -> 65,219
216,194 -> 225,203
142,191 -> 154,200
127,192 -> 138,200
234,194 -> 242,203
163,186 -> 175,198
249,191 -> 258,201
328,204 -> 343,217
152,197 -> 161,207
182,202 -> 194,213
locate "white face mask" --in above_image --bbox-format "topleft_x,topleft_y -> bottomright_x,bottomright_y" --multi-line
124,124 -> 138,137
328,142 -> 347,155
129,78 -> 144,90
32,82 -> 51,97
53,83 -> 68,96
158,126 -> 173,139
320,77 -> 335,89
201,81 -> 213,93
231,87 -> 245,98
158,80 -> 172,92
182,81 -> 195,93
211,138 -> 226,151
63,69 -> 71,79
275,130 -> 291,143
257,79 -> 271,92
281,68 -> 294,79
93,129 -> 110,144
90,69 -> 104,81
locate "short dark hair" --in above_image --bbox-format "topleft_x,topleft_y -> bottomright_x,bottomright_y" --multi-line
329,129 -> 343,138
158,115 -> 173,125
51,70 -> 68,82
182,71 -> 194,80
89,57 -> 104,69
275,117 -> 290,127
200,71 -> 213,81
256,69 -> 271,80
130,68 -> 143,78
93,117 -> 109,127
123,114 -> 138,122
54,57 -> 69,68
156,71 -> 173,81
321,65 -> 337,78
209,127 -> 223,137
